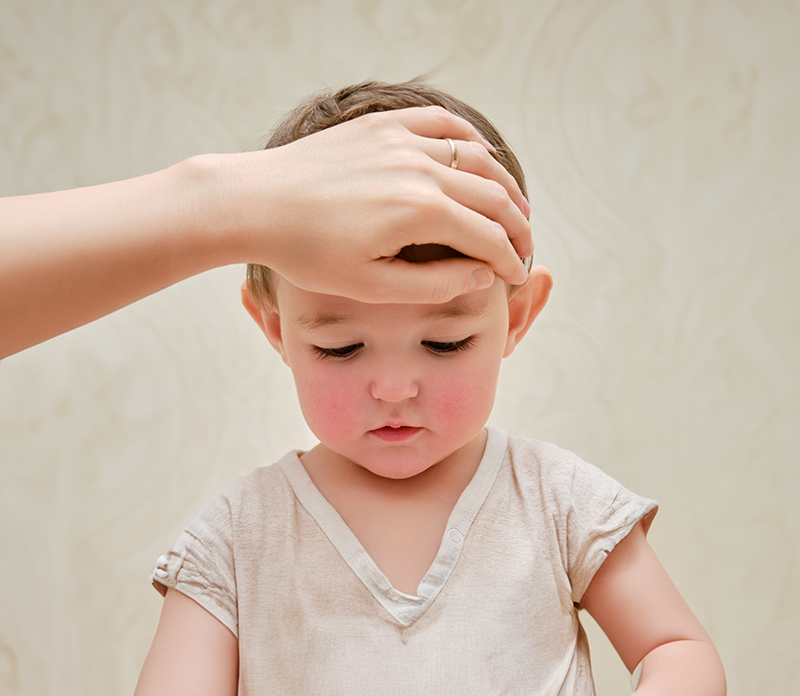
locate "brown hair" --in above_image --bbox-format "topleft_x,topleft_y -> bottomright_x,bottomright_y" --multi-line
247,81 -> 527,306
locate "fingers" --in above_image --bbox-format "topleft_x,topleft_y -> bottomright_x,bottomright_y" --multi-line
385,107 -> 529,212
381,143 -> 531,284
390,108 -> 530,216
388,105 -> 496,147
428,198 -> 530,286
433,138 -> 531,221
363,107 -> 534,268
375,184 -> 527,287
427,139 -> 533,261
442,171 -> 531,263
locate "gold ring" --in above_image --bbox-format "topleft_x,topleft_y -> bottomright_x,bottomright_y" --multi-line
446,138 -> 459,169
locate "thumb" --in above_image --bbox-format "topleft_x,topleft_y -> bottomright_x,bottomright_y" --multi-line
366,258 -> 496,304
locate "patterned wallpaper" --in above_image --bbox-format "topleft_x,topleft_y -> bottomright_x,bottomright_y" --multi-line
1,1 -> 798,694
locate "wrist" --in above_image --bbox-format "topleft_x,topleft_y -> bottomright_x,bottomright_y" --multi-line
171,153 -> 256,269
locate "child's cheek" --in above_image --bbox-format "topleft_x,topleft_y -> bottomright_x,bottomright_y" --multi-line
430,367 -> 499,427
293,369 -> 360,440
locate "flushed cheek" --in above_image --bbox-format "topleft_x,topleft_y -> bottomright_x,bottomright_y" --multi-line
427,368 -> 498,430
293,369 -> 362,442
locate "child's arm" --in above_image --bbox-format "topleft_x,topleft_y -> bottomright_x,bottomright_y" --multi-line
134,588 -> 238,696
581,522 -> 726,695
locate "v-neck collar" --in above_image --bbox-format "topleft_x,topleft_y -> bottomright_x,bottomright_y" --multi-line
277,428 -> 508,627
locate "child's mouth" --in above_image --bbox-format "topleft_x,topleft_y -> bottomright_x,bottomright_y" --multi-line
370,425 -> 423,442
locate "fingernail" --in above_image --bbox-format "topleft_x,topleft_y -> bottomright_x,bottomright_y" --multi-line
466,269 -> 494,292
522,197 -> 531,217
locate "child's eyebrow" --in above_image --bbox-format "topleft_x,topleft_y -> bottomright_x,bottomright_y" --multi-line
296,299 -> 490,332
296,312 -> 361,331
421,298 -> 490,321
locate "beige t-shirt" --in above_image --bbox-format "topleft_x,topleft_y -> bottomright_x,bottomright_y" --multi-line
152,428 -> 657,695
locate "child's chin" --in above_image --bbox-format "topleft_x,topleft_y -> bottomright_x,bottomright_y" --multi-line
356,461 -> 430,480
352,452 -> 439,481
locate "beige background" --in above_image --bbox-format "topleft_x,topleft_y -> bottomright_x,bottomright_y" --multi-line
1,0 -> 798,694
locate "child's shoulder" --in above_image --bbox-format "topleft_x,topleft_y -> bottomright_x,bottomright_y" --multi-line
499,428 -> 631,497
501,429 -> 594,472
499,427 -> 657,542
193,451 -> 301,520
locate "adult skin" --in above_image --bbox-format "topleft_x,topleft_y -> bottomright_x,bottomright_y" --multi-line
0,106 -> 532,358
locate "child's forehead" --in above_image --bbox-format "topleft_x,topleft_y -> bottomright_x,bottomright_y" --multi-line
276,277 -> 503,330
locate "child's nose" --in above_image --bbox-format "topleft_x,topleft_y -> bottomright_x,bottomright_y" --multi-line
369,368 -> 420,402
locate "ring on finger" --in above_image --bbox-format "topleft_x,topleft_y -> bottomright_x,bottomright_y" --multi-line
446,138 -> 459,169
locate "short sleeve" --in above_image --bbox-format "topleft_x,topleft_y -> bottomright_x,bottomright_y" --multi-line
150,492 -> 238,638
538,445 -> 658,604
570,457 -> 657,603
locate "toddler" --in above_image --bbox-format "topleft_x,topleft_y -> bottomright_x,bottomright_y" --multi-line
136,82 -> 725,696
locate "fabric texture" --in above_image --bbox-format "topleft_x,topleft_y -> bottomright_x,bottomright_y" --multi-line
152,428 -> 657,695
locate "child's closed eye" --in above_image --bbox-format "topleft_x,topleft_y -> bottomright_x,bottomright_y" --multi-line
312,337 -> 475,360
312,344 -> 363,360
422,337 -> 475,354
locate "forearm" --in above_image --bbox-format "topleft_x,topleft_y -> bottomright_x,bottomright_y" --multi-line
0,155 -> 242,357
1,107 -> 534,357
633,639 -> 726,695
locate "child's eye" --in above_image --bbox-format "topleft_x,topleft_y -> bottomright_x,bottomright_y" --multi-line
423,337 -> 475,355
312,344 -> 363,360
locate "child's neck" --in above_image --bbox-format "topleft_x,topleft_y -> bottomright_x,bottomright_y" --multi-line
300,429 -> 487,502
299,429 -> 488,595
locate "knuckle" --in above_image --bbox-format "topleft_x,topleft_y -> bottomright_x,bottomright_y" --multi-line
486,180 -> 511,209
426,105 -> 450,121
461,139 -> 485,161
361,110 -> 388,132
407,150 -> 436,176
407,182 -> 443,213
380,128 -> 410,151
426,105 -> 457,131
390,184 -> 446,235
390,144 -> 433,174
488,221 -> 510,251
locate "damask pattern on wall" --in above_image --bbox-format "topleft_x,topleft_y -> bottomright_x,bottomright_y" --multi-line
1,1 -> 797,694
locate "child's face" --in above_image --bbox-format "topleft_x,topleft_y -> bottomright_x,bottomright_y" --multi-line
243,270 -> 551,480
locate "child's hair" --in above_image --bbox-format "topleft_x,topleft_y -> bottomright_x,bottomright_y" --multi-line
247,80 -> 527,307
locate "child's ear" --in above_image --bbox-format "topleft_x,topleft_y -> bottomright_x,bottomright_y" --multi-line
504,265 -> 553,357
241,283 -> 289,365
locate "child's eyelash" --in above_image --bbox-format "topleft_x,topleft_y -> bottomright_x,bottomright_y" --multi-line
422,337 -> 475,354
312,344 -> 363,360
312,337 -> 475,360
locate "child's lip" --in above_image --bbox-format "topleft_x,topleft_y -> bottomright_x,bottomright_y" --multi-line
369,425 -> 423,442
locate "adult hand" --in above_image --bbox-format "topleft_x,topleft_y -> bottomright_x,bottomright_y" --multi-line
210,105 -> 533,303
1,106 -> 532,357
